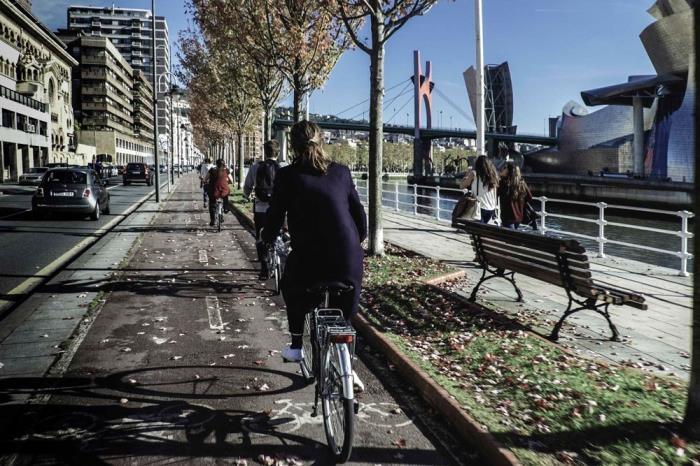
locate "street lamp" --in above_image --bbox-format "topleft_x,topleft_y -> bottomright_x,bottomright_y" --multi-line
150,0 -> 160,202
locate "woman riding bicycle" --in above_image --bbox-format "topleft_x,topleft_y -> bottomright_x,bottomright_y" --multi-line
204,158 -> 233,227
262,121 -> 367,364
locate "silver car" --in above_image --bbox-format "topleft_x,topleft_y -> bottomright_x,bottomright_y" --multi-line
32,168 -> 111,220
19,167 -> 49,185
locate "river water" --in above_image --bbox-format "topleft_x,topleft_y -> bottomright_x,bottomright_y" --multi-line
357,181 -> 694,272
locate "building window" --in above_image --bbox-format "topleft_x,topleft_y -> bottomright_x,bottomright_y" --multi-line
2,109 -> 14,128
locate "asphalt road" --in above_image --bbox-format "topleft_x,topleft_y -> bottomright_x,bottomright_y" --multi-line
0,175 -> 471,465
0,177 -> 165,312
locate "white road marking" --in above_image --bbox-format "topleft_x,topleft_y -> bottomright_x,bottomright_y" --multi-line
205,296 -> 224,330
198,250 -> 208,264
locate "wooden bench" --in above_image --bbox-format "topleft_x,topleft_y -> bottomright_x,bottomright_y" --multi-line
452,219 -> 647,341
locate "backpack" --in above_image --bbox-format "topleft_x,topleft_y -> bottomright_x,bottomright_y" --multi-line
254,160 -> 279,202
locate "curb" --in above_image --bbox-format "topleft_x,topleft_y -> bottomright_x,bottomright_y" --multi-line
230,201 -> 255,233
229,205 -> 519,464
353,307 -> 521,466
423,270 -> 466,286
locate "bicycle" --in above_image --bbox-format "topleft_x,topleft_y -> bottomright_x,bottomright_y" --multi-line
215,199 -> 223,232
265,232 -> 290,295
299,282 -> 357,463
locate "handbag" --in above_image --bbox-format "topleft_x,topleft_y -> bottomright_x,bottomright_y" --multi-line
452,177 -> 480,221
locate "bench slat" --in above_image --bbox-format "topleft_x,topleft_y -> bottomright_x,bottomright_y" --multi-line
479,238 -> 592,276
455,219 -> 586,253
479,236 -> 591,266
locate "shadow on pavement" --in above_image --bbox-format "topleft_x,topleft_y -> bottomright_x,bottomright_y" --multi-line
0,366 -> 442,465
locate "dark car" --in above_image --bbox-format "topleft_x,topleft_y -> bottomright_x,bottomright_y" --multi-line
123,162 -> 152,186
32,168 -> 110,220
19,167 -> 49,185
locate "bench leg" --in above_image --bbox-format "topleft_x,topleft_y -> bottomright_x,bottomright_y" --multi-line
469,269 -> 523,302
507,272 -> 524,302
469,269 -> 487,301
549,300 -> 577,342
594,304 -> 621,342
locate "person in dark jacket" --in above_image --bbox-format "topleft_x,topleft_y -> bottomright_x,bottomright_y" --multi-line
204,158 -> 233,226
497,161 -> 532,229
262,121 -> 367,365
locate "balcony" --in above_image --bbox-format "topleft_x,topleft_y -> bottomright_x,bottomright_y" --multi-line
16,81 -> 39,97
0,84 -> 46,112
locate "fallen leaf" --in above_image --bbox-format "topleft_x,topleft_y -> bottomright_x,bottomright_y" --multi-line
393,438 -> 407,448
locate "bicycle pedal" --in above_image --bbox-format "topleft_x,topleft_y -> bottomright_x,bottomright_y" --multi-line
353,400 -> 360,415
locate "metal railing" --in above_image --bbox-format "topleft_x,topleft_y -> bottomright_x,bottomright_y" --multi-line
354,179 -> 695,276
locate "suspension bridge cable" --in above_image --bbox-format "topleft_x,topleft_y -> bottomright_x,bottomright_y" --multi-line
432,87 -> 475,125
385,94 -> 414,124
333,78 -> 411,117
382,81 -> 413,111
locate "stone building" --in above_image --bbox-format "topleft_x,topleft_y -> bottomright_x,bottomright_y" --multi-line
61,35 -> 154,165
0,0 -> 78,181
65,5 -> 170,148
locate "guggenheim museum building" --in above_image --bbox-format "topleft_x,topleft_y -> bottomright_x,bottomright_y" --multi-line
526,0 -> 695,183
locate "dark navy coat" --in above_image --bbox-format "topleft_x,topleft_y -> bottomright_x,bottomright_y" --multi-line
262,162 -> 367,318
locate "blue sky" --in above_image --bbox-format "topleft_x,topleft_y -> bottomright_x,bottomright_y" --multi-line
35,0 -> 657,134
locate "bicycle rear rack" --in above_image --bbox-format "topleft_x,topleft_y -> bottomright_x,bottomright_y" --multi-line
315,309 -> 356,354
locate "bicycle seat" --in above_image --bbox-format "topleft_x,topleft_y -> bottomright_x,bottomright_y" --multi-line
307,281 -> 354,295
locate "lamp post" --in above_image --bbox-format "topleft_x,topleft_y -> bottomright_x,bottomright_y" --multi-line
155,43 -> 173,187
474,0 -> 486,155
150,0 -> 160,202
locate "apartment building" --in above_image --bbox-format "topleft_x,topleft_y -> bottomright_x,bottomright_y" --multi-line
61,35 -> 153,164
0,0 -> 79,181
65,5 -> 171,147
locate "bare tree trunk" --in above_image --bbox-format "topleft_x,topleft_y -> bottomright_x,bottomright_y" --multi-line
367,10 -> 385,256
684,31 -> 700,436
292,86 -> 302,123
264,107 -> 273,143
237,132 -> 245,190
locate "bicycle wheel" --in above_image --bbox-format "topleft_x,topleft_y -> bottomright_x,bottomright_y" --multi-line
322,343 -> 355,463
300,313 -> 315,381
273,256 -> 281,295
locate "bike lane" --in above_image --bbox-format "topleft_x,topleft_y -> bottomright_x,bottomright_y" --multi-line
0,175 -> 457,465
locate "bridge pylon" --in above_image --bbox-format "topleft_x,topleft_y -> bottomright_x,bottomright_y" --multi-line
412,50 -> 434,178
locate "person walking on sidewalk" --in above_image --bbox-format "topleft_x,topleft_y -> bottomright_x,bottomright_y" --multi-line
204,158 -> 233,227
244,140 -> 281,279
199,158 -> 214,208
498,161 -> 532,230
262,121 -> 367,365
460,155 -> 499,224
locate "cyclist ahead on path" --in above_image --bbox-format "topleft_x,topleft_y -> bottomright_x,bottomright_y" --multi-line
244,140 -> 281,279
204,158 -> 233,227
199,158 -> 214,208
262,121 -> 367,363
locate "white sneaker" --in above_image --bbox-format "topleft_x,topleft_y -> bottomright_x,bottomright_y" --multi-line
282,347 -> 303,362
352,369 -> 365,393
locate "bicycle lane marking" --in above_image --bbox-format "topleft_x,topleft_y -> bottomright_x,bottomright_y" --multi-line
265,399 -> 414,434
205,296 -> 224,330
198,250 -> 208,264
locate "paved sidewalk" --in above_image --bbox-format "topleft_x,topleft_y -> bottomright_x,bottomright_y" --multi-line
0,176 -> 459,465
380,210 -> 693,379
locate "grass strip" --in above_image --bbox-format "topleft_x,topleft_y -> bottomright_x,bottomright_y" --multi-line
362,245 -> 695,465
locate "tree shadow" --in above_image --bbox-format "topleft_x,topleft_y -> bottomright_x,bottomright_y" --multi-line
0,365 -> 444,465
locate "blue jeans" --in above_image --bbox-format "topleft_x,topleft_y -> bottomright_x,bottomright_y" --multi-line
202,183 -> 209,204
503,223 -> 520,230
480,209 -> 495,224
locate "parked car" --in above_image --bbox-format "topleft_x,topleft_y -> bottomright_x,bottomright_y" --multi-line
46,163 -> 69,169
32,168 -> 110,220
19,167 -> 48,185
123,162 -> 152,186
